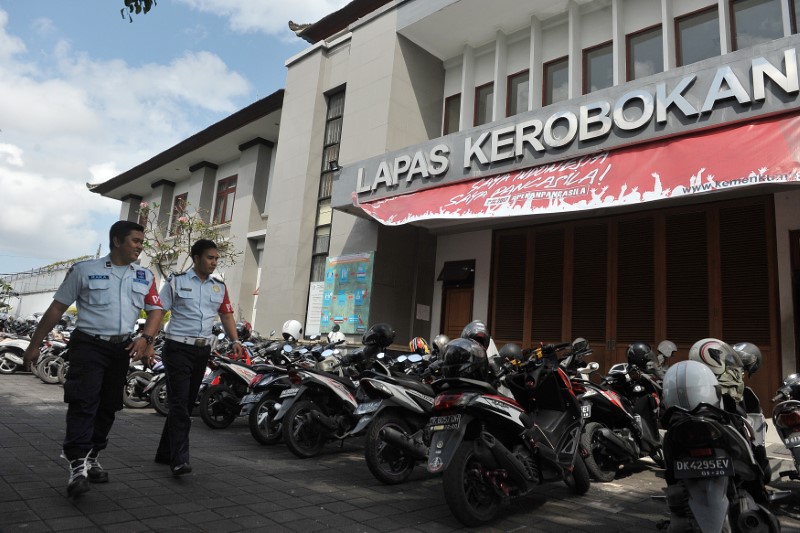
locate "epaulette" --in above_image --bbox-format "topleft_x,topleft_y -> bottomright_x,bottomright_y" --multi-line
168,272 -> 187,280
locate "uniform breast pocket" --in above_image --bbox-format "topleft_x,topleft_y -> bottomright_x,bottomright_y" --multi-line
131,282 -> 149,308
210,288 -> 225,309
87,279 -> 111,306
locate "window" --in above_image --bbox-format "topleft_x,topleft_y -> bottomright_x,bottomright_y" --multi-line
583,42 -> 613,94
474,82 -> 494,126
506,70 -> 529,117
676,6 -> 720,67
169,193 -> 187,235
443,93 -> 461,134
731,0 -> 783,50
213,176 -> 237,224
543,56 -> 569,106
627,25 -> 664,81
310,90 -> 345,283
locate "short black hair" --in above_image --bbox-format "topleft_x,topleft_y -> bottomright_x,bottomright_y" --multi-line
109,221 -> 144,250
190,239 -> 217,261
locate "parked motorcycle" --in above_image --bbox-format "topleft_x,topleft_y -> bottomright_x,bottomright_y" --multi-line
0,335 -> 30,374
425,338 -> 591,526
199,352 -> 258,429
660,359 -> 779,533
352,353 -> 434,484
577,360 -> 664,481
772,373 -> 800,481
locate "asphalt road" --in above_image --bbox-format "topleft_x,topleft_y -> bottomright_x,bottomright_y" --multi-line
2,372 -> 800,532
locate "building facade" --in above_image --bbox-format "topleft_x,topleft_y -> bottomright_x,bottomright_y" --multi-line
96,0 -> 800,408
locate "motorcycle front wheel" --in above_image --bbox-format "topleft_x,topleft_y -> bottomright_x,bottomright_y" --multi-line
0,350 -> 21,374
123,371 -> 152,408
249,395 -> 282,445
150,379 -> 169,416
443,441 -> 501,526
563,455 -> 591,495
38,355 -> 62,384
282,399 -> 326,458
581,421 -> 620,482
365,414 -> 415,485
199,384 -> 238,429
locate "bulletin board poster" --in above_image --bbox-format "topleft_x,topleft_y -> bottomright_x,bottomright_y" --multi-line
320,252 -> 374,335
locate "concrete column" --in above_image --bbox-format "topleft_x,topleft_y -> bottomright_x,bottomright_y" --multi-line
460,45 -> 476,130
187,162 -> 218,223
718,0 -> 731,55
149,180 -> 175,237
119,194 -> 142,222
661,0 -> 675,71
529,16 -> 543,109
568,0 -> 581,99
612,0 -> 625,84
493,30 -> 508,120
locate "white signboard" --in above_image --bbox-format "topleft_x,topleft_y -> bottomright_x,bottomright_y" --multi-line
305,281 -> 325,337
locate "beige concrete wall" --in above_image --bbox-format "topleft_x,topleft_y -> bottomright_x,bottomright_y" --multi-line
774,189 -> 800,376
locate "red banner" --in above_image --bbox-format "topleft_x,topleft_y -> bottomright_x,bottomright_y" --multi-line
354,114 -> 800,225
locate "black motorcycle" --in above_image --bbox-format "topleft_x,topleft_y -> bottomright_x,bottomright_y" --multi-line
425,339 -> 590,526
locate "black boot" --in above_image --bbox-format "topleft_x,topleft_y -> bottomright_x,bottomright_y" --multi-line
65,457 -> 89,497
85,448 -> 109,483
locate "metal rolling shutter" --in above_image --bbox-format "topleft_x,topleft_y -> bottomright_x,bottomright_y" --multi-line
531,229 -> 564,341
492,231 -> 527,342
665,211 -> 709,343
617,217 -> 655,343
572,224 -> 607,342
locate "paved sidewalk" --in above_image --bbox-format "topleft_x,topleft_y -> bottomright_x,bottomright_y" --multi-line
2,373 -> 800,532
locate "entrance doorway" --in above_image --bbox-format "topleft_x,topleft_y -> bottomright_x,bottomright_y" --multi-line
438,260 -> 475,339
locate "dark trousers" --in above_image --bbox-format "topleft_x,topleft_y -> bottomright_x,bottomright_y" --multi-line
156,340 -> 210,466
62,333 -> 130,461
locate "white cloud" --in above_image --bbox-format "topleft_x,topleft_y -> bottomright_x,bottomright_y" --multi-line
0,7 -> 253,272
31,17 -> 56,36
177,0 -> 351,40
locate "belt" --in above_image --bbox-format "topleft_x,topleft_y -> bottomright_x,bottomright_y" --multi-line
75,329 -> 132,344
165,333 -> 213,347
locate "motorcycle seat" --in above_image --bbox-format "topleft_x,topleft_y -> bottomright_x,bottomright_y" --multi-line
378,374 -> 433,396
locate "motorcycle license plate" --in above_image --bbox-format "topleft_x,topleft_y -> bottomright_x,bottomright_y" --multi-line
354,400 -> 381,415
241,392 -> 264,404
784,433 -> 800,449
673,457 -> 734,479
581,404 -> 591,418
428,414 -> 461,432
279,388 -> 298,399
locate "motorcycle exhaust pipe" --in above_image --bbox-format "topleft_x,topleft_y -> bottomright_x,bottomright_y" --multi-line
379,427 -> 428,460
479,431 -> 535,488
595,428 -> 638,461
308,410 -> 339,432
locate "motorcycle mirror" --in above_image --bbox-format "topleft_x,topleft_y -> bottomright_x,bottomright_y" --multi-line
377,353 -> 385,359
408,354 -> 423,363
322,349 -> 333,358
217,333 -> 226,340
396,355 -> 407,363
283,345 -> 293,353
309,334 -> 320,341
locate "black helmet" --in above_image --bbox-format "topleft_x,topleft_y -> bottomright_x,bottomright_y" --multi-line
460,320 -> 491,350
362,323 -> 395,348
236,320 -> 252,342
441,338 -> 488,381
211,322 -> 224,336
626,342 -> 655,370
732,342 -> 762,376
498,342 -> 523,363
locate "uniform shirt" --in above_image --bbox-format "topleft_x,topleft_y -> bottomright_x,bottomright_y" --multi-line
160,268 -> 233,337
54,255 -> 161,336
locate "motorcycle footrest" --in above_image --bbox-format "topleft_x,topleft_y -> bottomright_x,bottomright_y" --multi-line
779,470 -> 800,480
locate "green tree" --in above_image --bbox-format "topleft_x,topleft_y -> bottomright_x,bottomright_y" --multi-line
121,0 -> 156,22
137,201 -> 242,279
0,279 -> 14,312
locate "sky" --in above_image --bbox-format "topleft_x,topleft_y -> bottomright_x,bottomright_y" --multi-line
0,0 -> 349,275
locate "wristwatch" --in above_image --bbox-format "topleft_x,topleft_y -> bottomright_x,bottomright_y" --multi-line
140,334 -> 154,345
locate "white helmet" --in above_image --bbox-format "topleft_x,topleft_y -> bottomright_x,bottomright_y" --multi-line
688,338 -> 736,376
663,360 -> 721,410
657,340 -> 677,361
282,319 -> 303,342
